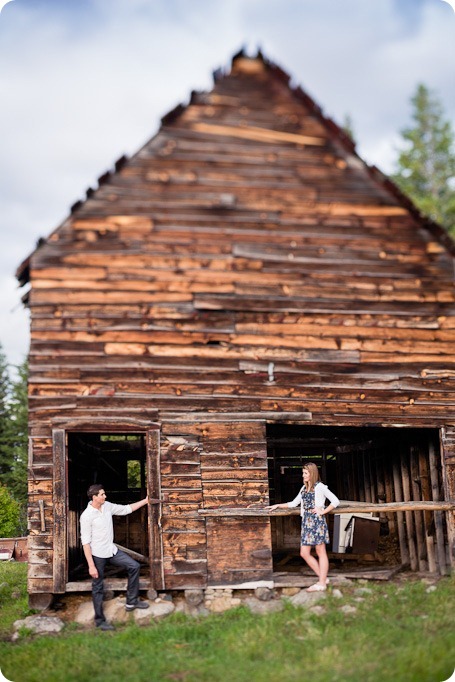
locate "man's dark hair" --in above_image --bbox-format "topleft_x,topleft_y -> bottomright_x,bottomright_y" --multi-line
87,483 -> 104,499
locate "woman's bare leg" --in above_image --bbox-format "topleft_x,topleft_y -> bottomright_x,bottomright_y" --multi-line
300,545 -> 320,578
315,544 -> 329,585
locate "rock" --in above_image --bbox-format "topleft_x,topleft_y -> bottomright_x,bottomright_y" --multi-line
206,596 -> 241,613
332,589 -> 343,599
289,590 -> 327,607
74,600 -> 96,626
13,615 -> 64,638
244,597 -> 284,615
308,605 -> 326,616
133,607 -> 152,626
147,588 -> 158,601
280,587 -> 300,597
254,587 -> 273,602
159,593 -> 173,602
130,600 -> 175,624
340,605 -> 357,615
103,590 -> 115,602
103,598 -> 130,623
184,589 -> 204,606
426,585 -> 437,593
147,601 -> 175,620
354,587 -> 373,596
203,588 -> 240,613
174,601 -> 210,618
74,597 -> 129,626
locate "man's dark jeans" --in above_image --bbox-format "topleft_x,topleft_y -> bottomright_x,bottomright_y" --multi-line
92,549 -> 140,626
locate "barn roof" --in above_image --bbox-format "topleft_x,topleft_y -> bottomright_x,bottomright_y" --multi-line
17,49 -> 454,291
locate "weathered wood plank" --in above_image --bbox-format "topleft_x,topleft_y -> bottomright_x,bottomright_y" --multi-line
147,428 -> 165,591
206,517 -> 272,585
198,500 -> 455,516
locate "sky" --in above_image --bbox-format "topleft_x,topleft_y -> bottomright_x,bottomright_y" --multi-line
0,0 -> 454,369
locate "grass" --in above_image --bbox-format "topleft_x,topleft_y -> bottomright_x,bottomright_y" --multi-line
0,562 -> 29,637
0,563 -> 454,682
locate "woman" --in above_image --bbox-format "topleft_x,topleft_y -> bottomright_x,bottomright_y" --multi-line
269,462 -> 339,592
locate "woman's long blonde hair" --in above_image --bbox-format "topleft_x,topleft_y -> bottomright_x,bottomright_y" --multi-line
302,462 -> 321,491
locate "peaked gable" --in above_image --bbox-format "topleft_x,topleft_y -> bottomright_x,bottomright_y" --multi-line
17,50 -> 454,286
19,51 -> 454,421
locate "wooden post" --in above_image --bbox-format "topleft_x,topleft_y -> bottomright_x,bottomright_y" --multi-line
383,460 -> 396,535
400,449 -> 418,571
38,500 -> 46,532
272,442 -> 283,552
429,440 -> 447,575
392,461 -> 410,567
410,446 -> 427,571
349,452 -> 358,502
52,429 -> 67,594
364,452 -> 372,503
147,427 -> 165,590
439,427 -> 455,571
418,444 -> 437,573
374,451 -> 387,526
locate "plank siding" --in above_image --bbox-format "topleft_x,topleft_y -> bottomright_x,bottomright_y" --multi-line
18,52 -> 455,595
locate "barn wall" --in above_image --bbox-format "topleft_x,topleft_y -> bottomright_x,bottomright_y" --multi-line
22,54 -> 455,595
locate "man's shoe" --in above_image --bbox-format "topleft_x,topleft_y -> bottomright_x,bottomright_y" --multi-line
97,622 -> 115,631
125,600 -> 150,611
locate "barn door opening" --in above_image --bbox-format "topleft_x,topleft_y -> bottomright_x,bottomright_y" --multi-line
267,424 -> 449,577
66,429 -> 163,590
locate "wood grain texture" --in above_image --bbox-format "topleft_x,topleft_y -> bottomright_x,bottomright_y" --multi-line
19,53 -> 455,594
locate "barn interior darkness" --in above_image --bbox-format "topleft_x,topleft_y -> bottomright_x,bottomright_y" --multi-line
267,424 -> 446,574
67,432 -> 149,581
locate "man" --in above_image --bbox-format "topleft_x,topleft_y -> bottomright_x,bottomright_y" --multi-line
80,483 -> 153,630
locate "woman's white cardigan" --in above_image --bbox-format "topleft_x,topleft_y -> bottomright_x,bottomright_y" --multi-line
287,482 -> 340,516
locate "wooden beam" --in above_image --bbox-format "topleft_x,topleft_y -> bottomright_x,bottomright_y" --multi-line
392,460 -> 410,567
190,122 -> 326,147
147,428 -> 165,590
198,500 -> 455,516
429,440 -> 448,575
65,578 -> 151,592
115,544 -> 148,564
52,429 -> 67,594
163,412 -> 312,423
400,449 -> 418,571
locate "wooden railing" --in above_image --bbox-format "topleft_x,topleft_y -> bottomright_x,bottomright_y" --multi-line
198,500 -> 455,516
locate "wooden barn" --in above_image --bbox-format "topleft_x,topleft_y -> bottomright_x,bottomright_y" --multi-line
16,51 -> 455,608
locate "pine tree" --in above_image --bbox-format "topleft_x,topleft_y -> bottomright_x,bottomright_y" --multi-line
0,344 -> 12,481
392,84 -> 455,236
8,359 -> 28,527
0,346 -> 28,535
342,114 -> 356,145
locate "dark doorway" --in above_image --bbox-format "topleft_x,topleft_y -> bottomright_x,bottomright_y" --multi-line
67,432 -> 148,582
267,425 -> 447,575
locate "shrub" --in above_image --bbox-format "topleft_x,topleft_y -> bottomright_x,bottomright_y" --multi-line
0,484 -> 20,537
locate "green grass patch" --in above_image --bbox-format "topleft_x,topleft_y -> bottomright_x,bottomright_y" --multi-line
0,564 -> 454,682
0,562 -> 30,638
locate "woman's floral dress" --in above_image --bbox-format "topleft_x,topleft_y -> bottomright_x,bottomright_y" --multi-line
300,488 -> 330,546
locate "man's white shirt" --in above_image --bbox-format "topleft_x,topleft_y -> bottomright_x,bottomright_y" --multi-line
80,500 -> 132,558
